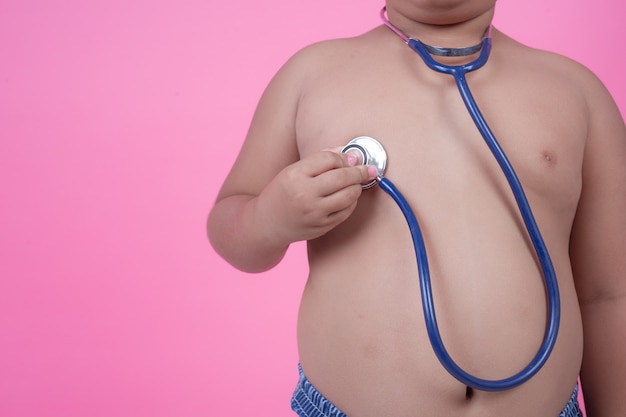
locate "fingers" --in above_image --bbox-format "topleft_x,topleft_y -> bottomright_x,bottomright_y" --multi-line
265,147 -> 378,241
301,149 -> 377,194
317,164 -> 377,197
280,149 -> 377,231
299,149 -> 354,177
318,183 -> 363,217
312,159 -> 377,218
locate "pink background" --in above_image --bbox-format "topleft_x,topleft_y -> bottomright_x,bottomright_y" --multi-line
1,0 -> 623,416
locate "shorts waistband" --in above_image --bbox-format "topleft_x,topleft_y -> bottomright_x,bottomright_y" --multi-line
291,364 -> 347,417
559,384 -> 583,417
292,364 -> 582,417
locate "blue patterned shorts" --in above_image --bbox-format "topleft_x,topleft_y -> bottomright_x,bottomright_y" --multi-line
291,364 -> 582,417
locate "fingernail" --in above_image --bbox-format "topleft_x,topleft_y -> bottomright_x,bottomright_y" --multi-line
367,166 -> 378,178
347,154 -> 357,166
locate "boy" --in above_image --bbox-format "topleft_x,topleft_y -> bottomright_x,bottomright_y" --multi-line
208,1 -> 626,415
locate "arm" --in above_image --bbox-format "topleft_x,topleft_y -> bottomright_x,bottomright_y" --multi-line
208,47 -> 376,273
569,72 -> 626,417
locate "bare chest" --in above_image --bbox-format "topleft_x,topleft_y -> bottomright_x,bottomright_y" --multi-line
296,62 -> 587,219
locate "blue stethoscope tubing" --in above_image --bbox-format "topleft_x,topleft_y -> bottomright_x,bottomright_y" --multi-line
372,24 -> 561,391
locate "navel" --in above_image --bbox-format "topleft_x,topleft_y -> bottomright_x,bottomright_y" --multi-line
465,386 -> 474,401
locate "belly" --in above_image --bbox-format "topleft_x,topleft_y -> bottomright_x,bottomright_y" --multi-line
296,186 -> 583,417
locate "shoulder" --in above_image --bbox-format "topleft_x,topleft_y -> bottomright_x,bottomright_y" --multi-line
276,27 -> 386,80
258,27 -> 388,110
491,29 -> 623,140
493,29 -> 607,98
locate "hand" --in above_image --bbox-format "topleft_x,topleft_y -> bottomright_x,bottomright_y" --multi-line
256,148 -> 378,246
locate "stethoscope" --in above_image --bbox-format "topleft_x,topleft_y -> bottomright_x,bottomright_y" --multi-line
340,7 -> 560,391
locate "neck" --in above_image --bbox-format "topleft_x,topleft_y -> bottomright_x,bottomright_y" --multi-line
382,5 -> 495,48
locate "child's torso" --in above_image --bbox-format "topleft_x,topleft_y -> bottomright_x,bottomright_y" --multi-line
295,27 -> 586,417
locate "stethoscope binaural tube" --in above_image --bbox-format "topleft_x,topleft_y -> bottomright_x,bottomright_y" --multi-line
342,135 -> 560,391
340,8 -> 561,391
359,7 -> 561,391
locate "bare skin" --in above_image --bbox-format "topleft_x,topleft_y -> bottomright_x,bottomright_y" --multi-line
208,1 -> 626,416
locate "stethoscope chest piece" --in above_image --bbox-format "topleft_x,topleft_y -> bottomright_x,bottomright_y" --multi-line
341,136 -> 388,189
